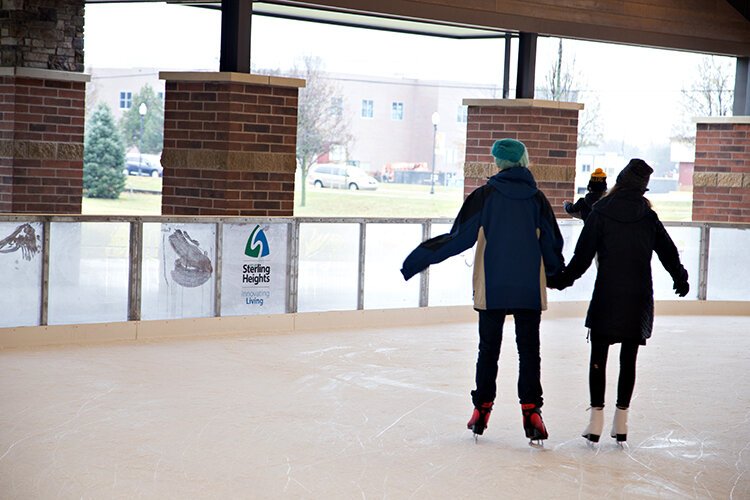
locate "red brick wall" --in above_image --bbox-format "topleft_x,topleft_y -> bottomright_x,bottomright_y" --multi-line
463,102 -> 580,218
692,122 -> 750,224
161,78 -> 299,216
0,75 -> 85,213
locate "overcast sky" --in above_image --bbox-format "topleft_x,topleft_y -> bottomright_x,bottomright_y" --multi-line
84,3 -> 736,147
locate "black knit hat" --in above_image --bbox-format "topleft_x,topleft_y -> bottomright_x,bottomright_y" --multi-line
616,159 -> 653,192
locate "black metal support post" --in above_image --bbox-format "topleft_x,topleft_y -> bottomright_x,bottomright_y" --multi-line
734,57 -> 750,116
516,32 -> 537,99
503,32 -> 512,99
220,0 -> 252,73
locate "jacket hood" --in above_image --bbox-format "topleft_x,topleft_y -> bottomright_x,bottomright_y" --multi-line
593,188 -> 650,223
487,167 -> 538,199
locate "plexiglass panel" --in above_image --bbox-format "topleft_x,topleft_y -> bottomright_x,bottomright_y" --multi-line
48,222 -> 130,325
707,227 -> 750,301
652,226 -> 700,300
297,223 -> 358,312
141,223 -> 216,320
221,223 -> 289,316
0,222 -> 43,327
364,223 -> 421,309
428,223 -> 473,306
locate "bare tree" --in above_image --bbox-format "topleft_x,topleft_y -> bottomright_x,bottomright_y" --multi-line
673,55 -> 735,142
290,56 -> 352,207
538,39 -> 602,149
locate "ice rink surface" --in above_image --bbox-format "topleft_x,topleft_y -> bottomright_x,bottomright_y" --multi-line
0,314 -> 748,499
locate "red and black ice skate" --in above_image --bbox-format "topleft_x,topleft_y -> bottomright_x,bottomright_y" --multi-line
467,402 -> 494,442
521,403 -> 548,447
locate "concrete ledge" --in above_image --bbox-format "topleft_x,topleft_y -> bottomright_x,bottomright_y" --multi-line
159,71 -> 306,88
462,98 -> 584,111
0,67 -> 90,82
694,116 -> 750,124
1,301 -> 747,349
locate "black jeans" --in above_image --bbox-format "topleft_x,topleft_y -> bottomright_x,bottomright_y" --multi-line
589,340 -> 640,408
471,309 -> 543,408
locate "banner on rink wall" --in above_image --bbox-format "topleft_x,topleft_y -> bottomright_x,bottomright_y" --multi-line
221,223 -> 288,316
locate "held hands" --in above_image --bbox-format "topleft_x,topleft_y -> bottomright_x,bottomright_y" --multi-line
547,268 -> 574,291
673,268 -> 689,297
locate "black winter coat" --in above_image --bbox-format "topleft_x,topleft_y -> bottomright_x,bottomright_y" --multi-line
564,189 -> 687,344
564,191 -> 604,221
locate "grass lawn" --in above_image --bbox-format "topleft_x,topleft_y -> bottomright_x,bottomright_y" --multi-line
648,192 -> 693,222
80,178 -> 693,222
294,183 -> 464,218
123,174 -> 162,192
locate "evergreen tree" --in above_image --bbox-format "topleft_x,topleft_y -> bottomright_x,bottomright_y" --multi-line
119,83 -> 164,154
84,103 -> 126,199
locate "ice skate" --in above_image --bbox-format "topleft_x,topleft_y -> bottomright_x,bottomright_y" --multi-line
582,406 -> 604,445
611,407 -> 628,447
467,402 -> 493,442
521,403 -> 548,447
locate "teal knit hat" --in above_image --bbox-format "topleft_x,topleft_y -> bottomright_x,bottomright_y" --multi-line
491,139 -> 529,169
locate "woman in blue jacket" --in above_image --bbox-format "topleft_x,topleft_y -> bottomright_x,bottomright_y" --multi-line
401,139 -> 565,445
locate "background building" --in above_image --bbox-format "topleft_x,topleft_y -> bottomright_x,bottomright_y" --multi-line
87,67 -> 500,180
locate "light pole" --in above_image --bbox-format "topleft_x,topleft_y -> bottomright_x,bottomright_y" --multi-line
138,102 -> 148,175
430,111 -> 440,195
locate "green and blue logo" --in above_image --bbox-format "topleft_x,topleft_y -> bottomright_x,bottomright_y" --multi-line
244,225 -> 270,258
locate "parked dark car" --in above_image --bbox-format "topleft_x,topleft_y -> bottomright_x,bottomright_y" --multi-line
124,157 -> 163,177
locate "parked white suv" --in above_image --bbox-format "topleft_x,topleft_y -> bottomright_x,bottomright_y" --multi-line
307,164 -> 379,191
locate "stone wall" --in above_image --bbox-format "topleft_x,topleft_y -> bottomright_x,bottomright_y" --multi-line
0,0 -> 84,71
692,118 -> 750,223
160,72 -> 304,216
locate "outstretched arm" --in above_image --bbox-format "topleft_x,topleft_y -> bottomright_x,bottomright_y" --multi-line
400,186 -> 485,281
563,197 -> 586,220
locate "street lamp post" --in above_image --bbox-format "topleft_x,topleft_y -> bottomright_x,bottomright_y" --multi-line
138,102 -> 148,175
430,111 -> 440,195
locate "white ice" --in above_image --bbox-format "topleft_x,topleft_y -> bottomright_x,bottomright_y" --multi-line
0,314 -> 748,499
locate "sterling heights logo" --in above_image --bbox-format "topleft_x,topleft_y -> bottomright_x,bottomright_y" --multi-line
242,226 -> 272,306
244,225 -> 270,258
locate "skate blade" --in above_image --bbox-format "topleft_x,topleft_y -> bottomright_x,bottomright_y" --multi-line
528,439 -> 545,448
473,433 -> 479,444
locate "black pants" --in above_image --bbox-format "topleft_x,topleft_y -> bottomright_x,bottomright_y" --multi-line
589,340 -> 640,408
472,309 -> 543,408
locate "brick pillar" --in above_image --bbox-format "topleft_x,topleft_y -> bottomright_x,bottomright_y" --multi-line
0,68 -> 87,213
160,72 -> 304,216
462,99 -> 582,218
692,117 -> 750,223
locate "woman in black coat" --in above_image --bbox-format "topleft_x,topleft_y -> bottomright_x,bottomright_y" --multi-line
553,159 -> 689,445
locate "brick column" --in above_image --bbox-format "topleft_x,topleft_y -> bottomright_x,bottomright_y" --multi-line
692,117 -> 750,223
159,72 -> 304,216
462,99 -> 582,218
0,67 -> 87,213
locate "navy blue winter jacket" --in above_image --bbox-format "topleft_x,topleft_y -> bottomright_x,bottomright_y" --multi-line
401,167 -> 565,311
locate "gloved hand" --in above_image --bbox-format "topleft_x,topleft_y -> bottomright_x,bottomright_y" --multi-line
547,269 -> 573,291
673,280 -> 689,297
563,201 -> 573,212
672,268 -> 689,297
